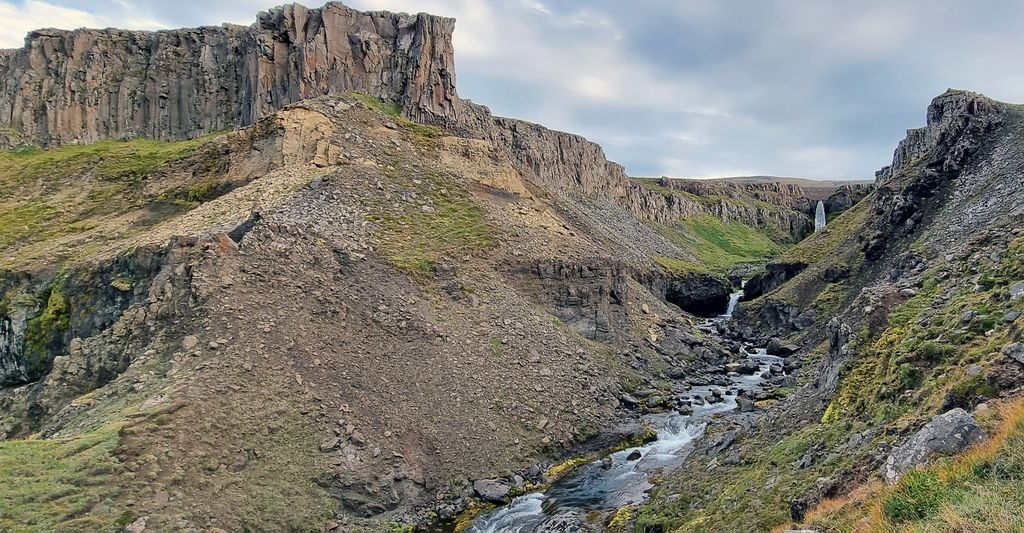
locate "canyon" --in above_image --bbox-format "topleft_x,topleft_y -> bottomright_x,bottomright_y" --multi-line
1,3 -> 1022,533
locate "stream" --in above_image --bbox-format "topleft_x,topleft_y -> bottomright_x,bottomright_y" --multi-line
463,289 -> 779,532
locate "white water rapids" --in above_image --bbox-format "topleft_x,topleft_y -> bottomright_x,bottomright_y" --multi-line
465,291 -> 779,532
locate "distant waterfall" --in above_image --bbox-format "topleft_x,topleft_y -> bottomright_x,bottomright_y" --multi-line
814,201 -> 826,231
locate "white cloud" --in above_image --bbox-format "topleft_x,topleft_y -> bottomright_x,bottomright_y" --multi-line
0,0 -> 103,48
0,0 -> 177,49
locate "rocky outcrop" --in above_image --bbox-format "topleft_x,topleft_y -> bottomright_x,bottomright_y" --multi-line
623,179 -> 813,241
882,408 -> 986,483
0,244 -> 171,386
743,262 -> 807,300
0,2 -> 459,145
875,90 -> 1004,186
508,260 -> 628,341
637,269 -> 731,317
864,90 -> 1007,261
824,184 -> 871,214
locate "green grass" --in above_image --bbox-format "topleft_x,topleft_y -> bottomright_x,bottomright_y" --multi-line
0,135 -> 222,257
882,469 -> 960,522
0,426 -> 126,532
807,400 -> 1024,533
821,241 -> 1023,424
634,421 -> 866,532
0,137 -> 211,196
651,255 -> 707,274
348,93 -> 443,139
778,193 -> 872,264
630,177 -> 676,197
370,173 -> 495,275
652,215 -> 784,270
350,93 -> 403,117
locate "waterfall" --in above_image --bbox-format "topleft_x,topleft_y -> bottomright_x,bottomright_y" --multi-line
814,201 -> 826,231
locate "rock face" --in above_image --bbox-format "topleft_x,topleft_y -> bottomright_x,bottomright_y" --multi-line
0,0 -> 819,247
824,184 -> 871,214
0,245 -> 169,386
882,408 -> 986,484
743,262 -> 807,300
863,90 -> 1007,262
508,260 -> 628,341
638,270 -> 731,317
623,178 -> 815,240
0,2 -> 459,146
875,90 -> 1004,186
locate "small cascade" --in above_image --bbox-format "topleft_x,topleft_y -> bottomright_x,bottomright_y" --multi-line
720,290 -> 742,319
461,347 -> 782,532
814,200 -> 826,231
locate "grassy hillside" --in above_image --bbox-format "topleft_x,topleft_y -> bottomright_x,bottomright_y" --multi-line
0,426 -> 125,532
652,216 -> 785,271
806,398 -> 1024,532
0,135 -> 230,269
633,223 -> 1024,533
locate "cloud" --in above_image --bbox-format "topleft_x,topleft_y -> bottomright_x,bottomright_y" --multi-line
0,0 -> 103,48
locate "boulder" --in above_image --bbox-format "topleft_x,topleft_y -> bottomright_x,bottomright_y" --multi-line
882,408 -> 986,483
645,395 -> 665,408
766,338 -> 798,356
473,479 -> 511,502
1003,343 -> 1024,365
739,360 -> 761,375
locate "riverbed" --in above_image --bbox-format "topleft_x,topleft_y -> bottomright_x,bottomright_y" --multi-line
464,291 -> 779,532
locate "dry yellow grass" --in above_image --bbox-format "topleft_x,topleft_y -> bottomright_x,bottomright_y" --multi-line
801,397 -> 1024,532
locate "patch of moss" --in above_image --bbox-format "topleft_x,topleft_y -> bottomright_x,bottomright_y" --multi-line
369,172 -> 495,276
110,276 -> 134,292
610,427 -> 658,454
651,255 -> 706,274
21,276 -> 71,380
545,456 -> 590,482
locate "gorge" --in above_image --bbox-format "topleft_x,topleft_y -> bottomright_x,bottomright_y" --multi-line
1,3 -> 1023,533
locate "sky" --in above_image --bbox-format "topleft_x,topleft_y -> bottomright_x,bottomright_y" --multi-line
2,1 -> 1023,180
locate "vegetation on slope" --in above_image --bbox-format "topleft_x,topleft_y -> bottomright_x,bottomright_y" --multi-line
369,170 -> 496,275
824,237 -> 1023,425
635,229 -> 1024,532
806,399 -> 1024,532
634,420 -> 871,532
0,134 -> 227,269
652,215 -> 784,271
0,425 -> 125,532
776,194 -> 872,265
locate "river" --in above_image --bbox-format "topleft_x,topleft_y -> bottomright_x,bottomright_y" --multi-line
462,289 -> 779,532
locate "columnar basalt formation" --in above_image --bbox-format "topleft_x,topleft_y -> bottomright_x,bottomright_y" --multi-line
0,2 -> 459,145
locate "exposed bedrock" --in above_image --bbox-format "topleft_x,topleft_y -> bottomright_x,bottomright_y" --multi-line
621,180 -> 813,241
742,261 -> 807,300
506,260 -> 628,342
636,270 -> 731,318
0,245 -> 172,387
0,2 -> 459,146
